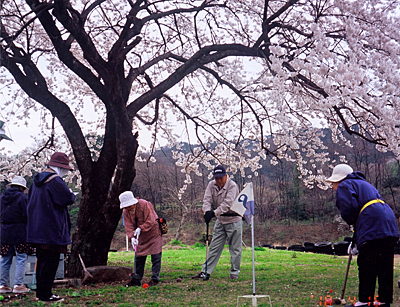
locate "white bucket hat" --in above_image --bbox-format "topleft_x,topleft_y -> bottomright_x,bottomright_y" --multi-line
11,176 -> 27,189
326,164 -> 353,183
119,191 -> 138,209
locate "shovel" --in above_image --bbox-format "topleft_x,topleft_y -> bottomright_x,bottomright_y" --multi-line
126,237 -> 141,287
203,222 -> 209,280
27,259 -> 37,290
334,252 -> 353,305
78,254 -> 94,284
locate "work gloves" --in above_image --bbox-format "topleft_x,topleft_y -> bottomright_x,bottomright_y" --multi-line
134,228 -> 141,237
131,237 -> 138,248
204,210 -> 215,224
347,243 -> 358,255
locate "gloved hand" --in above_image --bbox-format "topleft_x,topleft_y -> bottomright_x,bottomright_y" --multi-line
204,210 -> 215,224
134,228 -> 141,238
347,243 -> 358,255
131,237 -> 138,247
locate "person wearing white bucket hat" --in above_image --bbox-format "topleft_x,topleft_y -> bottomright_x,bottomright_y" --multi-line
0,176 -> 31,294
119,191 -> 163,287
326,164 -> 399,307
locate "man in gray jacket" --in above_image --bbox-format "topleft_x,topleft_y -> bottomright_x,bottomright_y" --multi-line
192,165 -> 241,280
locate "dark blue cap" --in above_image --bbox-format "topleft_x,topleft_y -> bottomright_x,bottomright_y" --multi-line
212,165 -> 226,178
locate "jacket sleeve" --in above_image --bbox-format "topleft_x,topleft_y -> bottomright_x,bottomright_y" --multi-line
202,182 -> 213,213
214,182 -> 239,216
47,177 -> 76,208
336,182 -> 360,226
123,209 -> 135,240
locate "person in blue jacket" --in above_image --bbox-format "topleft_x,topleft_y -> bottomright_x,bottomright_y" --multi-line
0,176 -> 31,294
326,164 -> 399,307
27,152 -> 75,303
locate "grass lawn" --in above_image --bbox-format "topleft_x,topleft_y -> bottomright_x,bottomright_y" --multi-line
2,245 -> 400,306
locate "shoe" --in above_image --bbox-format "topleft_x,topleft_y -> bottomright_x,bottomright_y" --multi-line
345,303 -> 369,307
13,284 -> 31,293
125,273 -> 142,287
39,294 -> 65,303
191,272 -> 210,280
0,285 -> 12,293
147,279 -> 159,286
230,274 -> 238,280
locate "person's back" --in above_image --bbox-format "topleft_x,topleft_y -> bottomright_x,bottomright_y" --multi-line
336,171 -> 398,247
1,186 -> 28,245
26,152 -> 75,303
0,176 -> 31,294
27,170 -> 74,246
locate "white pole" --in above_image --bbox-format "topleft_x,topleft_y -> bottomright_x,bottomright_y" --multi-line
251,214 -> 256,295
126,235 -> 129,251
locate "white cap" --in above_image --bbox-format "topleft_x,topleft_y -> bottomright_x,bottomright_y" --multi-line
119,191 -> 138,209
11,176 -> 27,189
325,164 -> 353,183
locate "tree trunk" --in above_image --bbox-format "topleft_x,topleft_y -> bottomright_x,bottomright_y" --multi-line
175,204 -> 188,242
66,131 -> 138,277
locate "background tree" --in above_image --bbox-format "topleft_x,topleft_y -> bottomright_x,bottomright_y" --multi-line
1,0 -> 400,276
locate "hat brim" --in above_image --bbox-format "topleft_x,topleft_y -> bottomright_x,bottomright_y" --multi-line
120,198 -> 139,209
11,182 -> 27,189
48,161 -> 73,170
0,134 -> 12,141
325,174 -> 347,183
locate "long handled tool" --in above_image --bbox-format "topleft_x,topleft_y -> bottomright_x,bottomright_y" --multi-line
27,259 -> 37,290
78,254 -> 94,284
126,236 -> 141,287
203,222 -> 209,280
334,252 -> 353,305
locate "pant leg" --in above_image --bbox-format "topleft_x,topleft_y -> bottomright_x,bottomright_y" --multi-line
35,247 -> 60,300
377,238 -> 396,304
14,250 -> 27,286
225,220 -> 243,276
201,220 -> 227,275
134,255 -> 147,280
150,252 -> 162,281
357,240 -> 380,303
0,246 -> 14,286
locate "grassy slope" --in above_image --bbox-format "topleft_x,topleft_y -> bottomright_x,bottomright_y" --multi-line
5,246 -> 400,306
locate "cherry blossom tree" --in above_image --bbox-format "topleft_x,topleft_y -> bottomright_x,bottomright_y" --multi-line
1,0 -> 400,275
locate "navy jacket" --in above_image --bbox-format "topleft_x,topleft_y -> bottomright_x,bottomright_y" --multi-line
336,171 -> 399,247
27,170 -> 75,246
0,187 -> 28,245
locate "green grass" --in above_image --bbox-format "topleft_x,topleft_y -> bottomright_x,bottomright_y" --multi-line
3,247 -> 400,306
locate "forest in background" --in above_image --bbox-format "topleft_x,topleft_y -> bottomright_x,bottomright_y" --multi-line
2,128 -> 400,247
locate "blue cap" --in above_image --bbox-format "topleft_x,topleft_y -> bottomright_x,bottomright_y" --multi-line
212,165 -> 226,178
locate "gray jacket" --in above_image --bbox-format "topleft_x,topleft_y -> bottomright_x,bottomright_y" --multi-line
202,177 -> 240,225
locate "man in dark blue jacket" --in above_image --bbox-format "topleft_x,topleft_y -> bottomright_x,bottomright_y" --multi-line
27,152 -> 75,303
0,176 -> 31,294
326,164 -> 399,307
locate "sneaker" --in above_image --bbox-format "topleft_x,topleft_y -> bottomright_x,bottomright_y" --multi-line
230,274 -> 238,280
191,272 -> 210,280
0,285 -> 12,293
39,294 -> 65,303
13,284 -> 31,293
147,279 -> 159,286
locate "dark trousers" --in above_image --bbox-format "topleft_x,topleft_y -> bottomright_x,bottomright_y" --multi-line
35,247 -> 60,300
357,237 -> 396,303
135,252 -> 162,281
